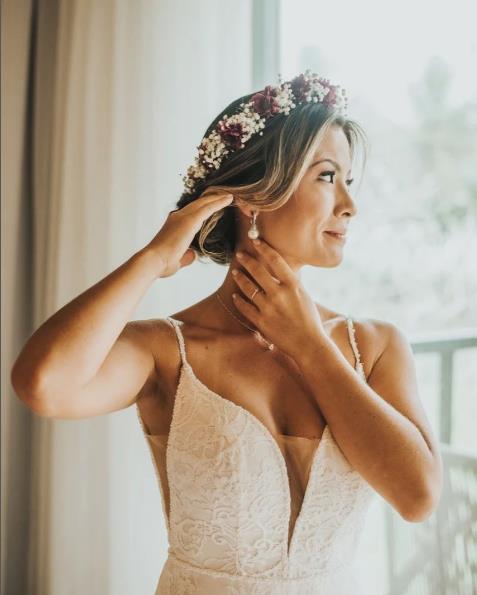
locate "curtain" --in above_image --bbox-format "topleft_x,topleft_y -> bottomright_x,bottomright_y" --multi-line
2,1 -> 253,593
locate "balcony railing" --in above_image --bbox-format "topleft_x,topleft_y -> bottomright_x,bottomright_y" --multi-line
409,327 -> 477,444
385,329 -> 477,595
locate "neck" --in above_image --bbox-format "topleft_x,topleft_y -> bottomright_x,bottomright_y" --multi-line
214,254 -> 257,333
210,240 -> 302,334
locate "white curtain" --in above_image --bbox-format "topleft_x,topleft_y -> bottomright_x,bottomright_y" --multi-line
2,1 -> 253,593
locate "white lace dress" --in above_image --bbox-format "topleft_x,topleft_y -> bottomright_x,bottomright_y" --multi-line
136,316 -> 376,594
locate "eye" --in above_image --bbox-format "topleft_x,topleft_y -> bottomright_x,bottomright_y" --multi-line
318,171 -> 354,187
318,171 -> 335,183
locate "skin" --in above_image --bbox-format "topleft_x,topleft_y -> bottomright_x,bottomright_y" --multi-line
139,124 -> 360,439
12,123 -> 443,523
233,123 -> 357,273
138,124 -> 443,521
173,123 -> 357,330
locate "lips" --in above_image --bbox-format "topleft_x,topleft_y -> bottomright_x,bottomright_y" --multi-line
324,230 -> 347,239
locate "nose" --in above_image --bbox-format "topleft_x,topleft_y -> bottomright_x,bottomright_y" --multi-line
335,183 -> 358,218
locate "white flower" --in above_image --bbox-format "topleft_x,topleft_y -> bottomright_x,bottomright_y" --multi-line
181,71 -> 348,195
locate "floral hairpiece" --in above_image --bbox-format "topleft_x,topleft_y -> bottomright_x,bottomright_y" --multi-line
180,69 -> 348,195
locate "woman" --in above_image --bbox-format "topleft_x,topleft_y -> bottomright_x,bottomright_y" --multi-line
11,71 -> 443,594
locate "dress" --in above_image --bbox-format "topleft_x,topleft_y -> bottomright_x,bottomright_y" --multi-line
136,316 -> 376,594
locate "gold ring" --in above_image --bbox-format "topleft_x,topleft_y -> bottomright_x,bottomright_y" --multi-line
250,287 -> 260,302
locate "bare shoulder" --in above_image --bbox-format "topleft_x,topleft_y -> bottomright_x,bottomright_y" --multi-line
351,317 -> 410,357
345,316 -> 406,373
127,317 -> 171,338
319,304 -> 401,380
127,316 -> 177,365
125,318 -> 167,360
345,316 -> 422,411
126,317 -> 182,397
349,317 -> 398,350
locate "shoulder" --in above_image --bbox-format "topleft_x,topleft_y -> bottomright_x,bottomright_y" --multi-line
127,317 -> 186,406
348,317 -> 414,384
126,316 -> 179,370
352,318 -> 411,357
349,317 -> 402,346
334,315 -> 407,380
126,317 -> 173,344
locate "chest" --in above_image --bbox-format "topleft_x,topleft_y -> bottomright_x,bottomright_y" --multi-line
148,361 -> 375,575
138,325 -> 362,439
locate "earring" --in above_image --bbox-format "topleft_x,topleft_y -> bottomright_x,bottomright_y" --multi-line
247,211 -> 259,239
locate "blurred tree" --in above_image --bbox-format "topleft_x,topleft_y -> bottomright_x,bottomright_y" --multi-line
305,55 -> 477,332
410,55 -> 477,232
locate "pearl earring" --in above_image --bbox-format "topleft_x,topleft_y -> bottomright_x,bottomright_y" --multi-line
247,211 -> 259,239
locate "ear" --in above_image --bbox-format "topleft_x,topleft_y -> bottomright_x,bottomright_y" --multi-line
233,198 -> 257,219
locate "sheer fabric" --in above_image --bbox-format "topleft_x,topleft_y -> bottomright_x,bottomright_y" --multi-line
136,316 -> 375,594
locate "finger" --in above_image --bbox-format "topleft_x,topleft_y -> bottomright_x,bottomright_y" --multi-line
171,192 -> 233,218
235,250 -> 279,295
250,239 -> 296,286
199,190 -> 234,205
177,192 -> 233,216
231,268 -> 265,307
180,193 -> 233,222
232,291 -> 260,323
198,193 -> 234,216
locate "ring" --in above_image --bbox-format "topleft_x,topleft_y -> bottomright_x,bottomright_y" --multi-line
250,287 -> 261,302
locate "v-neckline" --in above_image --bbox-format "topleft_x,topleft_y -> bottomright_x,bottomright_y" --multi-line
165,316 -> 332,562
181,361 -> 330,560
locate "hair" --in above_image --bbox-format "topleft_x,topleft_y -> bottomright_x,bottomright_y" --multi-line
173,86 -> 369,266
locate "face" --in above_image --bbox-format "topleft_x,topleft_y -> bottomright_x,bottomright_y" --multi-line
236,124 -> 357,273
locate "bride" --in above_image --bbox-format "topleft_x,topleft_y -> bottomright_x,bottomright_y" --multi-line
11,70 -> 443,594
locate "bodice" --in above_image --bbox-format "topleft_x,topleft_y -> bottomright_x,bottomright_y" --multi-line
136,315 -> 376,594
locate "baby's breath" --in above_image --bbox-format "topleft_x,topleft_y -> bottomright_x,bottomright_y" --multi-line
180,69 -> 348,195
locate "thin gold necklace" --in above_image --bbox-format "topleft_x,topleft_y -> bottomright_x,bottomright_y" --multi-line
215,291 -> 275,351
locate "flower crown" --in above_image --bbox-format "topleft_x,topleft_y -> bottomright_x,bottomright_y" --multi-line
180,69 -> 348,195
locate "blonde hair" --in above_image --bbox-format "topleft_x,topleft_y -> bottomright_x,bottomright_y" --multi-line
174,91 -> 369,265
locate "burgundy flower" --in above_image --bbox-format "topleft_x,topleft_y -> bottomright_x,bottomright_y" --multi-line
290,73 -> 312,103
251,85 -> 281,117
317,78 -> 338,107
217,120 -> 245,149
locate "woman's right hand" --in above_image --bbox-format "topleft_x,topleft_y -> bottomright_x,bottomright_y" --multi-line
145,191 -> 235,278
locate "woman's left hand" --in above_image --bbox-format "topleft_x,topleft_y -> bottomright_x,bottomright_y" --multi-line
231,238 -> 329,359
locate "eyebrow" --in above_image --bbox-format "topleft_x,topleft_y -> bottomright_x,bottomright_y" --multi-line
309,158 -> 351,175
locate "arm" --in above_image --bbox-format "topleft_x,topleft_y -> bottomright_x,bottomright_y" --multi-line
10,191 -> 234,420
10,247 -> 161,419
225,239 -> 443,521
295,320 -> 443,522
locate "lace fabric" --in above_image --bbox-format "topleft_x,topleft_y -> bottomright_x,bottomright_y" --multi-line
136,316 -> 376,594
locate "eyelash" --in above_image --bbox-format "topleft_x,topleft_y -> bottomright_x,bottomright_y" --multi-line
319,171 -> 354,187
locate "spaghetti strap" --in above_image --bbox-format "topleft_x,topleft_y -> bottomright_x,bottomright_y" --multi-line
345,316 -> 366,380
166,316 -> 190,368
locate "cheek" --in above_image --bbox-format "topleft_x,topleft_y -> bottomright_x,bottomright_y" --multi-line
264,187 -> 329,236
300,194 -> 329,224
297,183 -> 330,212
274,204 -> 318,234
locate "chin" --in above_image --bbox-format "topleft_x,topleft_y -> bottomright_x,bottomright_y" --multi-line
309,250 -> 344,268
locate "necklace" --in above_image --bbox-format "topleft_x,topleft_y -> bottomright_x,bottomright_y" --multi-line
215,291 -> 275,351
